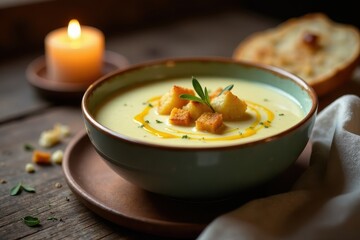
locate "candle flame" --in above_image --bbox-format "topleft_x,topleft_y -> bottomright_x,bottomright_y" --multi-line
68,19 -> 81,40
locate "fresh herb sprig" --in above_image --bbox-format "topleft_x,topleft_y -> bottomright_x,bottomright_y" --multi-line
180,77 -> 215,112
10,182 -> 36,196
218,84 -> 234,96
180,77 -> 234,113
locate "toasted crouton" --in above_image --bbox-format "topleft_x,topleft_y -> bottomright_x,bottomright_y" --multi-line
158,86 -> 194,115
195,112 -> 223,133
32,150 -> 52,165
182,101 -> 212,120
169,108 -> 192,126
211,91 -> 247,121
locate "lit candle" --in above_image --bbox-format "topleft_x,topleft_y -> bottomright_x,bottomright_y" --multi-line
45,19 -> 105,83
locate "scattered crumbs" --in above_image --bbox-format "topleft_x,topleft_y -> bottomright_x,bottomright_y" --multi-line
32,150 -> 52,165
55,182 -> 62,188
51,150 -> 63,165
39,123 -> 71,148
0,179 -> 7,184
25,163 -> 36,173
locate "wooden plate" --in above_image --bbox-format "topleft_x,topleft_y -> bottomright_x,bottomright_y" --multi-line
26,51 -> 129,103
62,130 -> 310,239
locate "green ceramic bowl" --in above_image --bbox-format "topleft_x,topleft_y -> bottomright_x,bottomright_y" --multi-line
82,57 -> 317,199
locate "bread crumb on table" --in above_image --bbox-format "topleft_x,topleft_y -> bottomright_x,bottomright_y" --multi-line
32,150 -> 52,165
39,123 -> 71,148
51,150 -> 64,165
25,163 -> 35,173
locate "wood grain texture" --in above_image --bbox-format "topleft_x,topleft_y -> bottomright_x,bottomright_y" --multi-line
0,107 -> 171,239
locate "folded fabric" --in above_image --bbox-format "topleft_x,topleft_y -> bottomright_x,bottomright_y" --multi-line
198,95 -> 360,240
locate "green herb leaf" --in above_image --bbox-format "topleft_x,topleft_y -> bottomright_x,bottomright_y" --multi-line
156,120 -> 163,123
10,182 -> 22,196
10,182 -> 36,196
22,185 -> 36,193
204,87 -> 210,102
24,144 -> 35,152
180,77 -> 215,112
192,77 -> 205,99
180,94 -> 203,103
23,216 -> 40,227
218,84 -> 234,96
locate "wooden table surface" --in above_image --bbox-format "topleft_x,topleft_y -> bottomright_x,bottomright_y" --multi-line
1,9 -> 360,240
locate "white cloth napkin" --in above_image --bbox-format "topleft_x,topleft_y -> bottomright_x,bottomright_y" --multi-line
198,94 -> 360,240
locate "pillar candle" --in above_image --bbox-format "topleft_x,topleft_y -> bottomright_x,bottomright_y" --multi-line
45,19 -> 105,83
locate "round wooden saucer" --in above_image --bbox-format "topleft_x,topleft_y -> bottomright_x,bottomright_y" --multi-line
62,130 -> 310,239
26,51 -> 128,103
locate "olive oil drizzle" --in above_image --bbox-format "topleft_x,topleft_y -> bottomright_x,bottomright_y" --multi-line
134,97 -> 275,141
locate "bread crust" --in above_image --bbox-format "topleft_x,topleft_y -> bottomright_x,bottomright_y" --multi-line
233,13 -> 360,96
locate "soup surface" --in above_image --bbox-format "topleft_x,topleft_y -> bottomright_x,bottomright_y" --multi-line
94,77 -> 305,147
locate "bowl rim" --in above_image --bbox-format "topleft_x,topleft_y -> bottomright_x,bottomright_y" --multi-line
82,57 -> 318,151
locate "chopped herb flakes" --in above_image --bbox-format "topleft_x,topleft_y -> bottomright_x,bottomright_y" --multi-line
156,120 -> 163,123
182,135 -> 190,139
279,113 -> 285,116
260,121 -> 271,128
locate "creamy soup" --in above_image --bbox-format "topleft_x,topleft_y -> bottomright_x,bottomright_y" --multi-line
94,77 -> 305,147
